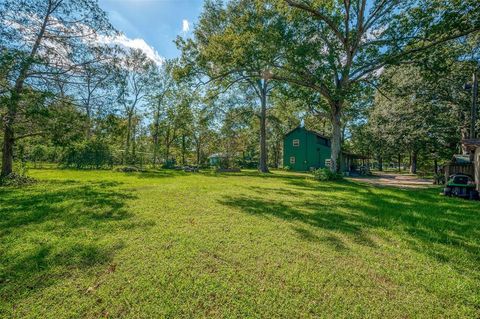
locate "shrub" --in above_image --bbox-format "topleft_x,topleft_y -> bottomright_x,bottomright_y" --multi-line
217,157 -> 231,169
115,166 -> 141,173
60,139 -> 113,169
0,173 -> 36,187
283,165 -> 291,171
312,168 -> 343,181
162,159 -> 176,169
235,158 -> 257,169
30,145 -> 48,163
359,166 -> 372,176
434,173 -> 445,185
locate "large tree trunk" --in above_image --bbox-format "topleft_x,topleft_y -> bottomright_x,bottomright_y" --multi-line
397,153 -> 402,172
410,151 -> 418,174
378,156 -> 383,171
258,81 -> 269,173
330,102 -> 342,173
1,2 -> 51,176
341,124 -> 346,143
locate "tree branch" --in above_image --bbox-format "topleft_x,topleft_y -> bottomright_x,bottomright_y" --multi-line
285,0 -> 345,46
351,28 -> 480,81
16,131 -> 46,140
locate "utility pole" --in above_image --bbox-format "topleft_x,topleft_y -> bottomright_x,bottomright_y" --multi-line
471,69 -> 478,139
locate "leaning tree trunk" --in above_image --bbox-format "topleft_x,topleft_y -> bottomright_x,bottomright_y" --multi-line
1,3 -> 50,177
1,92 -> 18,177
258,84 -> 269,173
1,115 -> 15,177
329,102 -> 342,173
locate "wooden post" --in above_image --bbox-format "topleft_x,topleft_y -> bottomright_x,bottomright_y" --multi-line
470,70 -> 478,139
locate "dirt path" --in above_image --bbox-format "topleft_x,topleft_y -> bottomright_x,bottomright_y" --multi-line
349,172 -> 434,189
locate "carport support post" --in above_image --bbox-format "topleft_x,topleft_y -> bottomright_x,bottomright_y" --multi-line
471,70 -> 478,139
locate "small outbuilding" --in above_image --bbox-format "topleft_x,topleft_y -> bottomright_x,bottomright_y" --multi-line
208,153 -> 227,167
283,126 -> 358,172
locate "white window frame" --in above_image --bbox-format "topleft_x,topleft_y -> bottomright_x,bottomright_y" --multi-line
290,156 -> 296,164
292,139 -> 300,147
325,159 -> 332,168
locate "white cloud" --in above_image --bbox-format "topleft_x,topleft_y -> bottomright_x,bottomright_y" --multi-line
374,66 -> 385,77
97,34 -> 164,66
182,19 -> 190,33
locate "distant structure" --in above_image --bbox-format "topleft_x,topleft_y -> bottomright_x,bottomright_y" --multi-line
283,126 -> 358,172
208,153 -> 227,167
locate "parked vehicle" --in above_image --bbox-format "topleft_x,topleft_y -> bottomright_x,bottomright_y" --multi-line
443,174 -> 479,200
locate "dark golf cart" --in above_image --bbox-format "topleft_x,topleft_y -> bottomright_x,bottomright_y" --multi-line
443,174 -> 479,200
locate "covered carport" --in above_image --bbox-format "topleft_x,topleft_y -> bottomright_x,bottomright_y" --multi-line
462,139 -> 480,191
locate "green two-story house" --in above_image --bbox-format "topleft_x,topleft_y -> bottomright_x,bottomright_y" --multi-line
283,126 -> 353,172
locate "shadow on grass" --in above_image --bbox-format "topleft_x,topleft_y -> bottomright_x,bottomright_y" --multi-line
124,169 -> 189,179
108,168 -> 308,181
0,180 -> 146,307
219,177 -> 480,274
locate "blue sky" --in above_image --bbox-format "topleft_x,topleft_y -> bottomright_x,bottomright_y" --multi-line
98,0 -> 204,60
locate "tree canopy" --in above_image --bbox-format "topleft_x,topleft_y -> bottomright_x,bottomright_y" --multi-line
1,0 -> 479,177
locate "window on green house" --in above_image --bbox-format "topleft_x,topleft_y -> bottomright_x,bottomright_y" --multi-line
290,156 -> 296,164
292,139 -> 300,147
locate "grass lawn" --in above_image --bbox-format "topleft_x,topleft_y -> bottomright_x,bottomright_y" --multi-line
1,169 -> 479,318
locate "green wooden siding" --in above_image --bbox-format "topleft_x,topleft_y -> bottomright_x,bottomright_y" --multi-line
283,127 -> 351,172
283,127 -> 331,171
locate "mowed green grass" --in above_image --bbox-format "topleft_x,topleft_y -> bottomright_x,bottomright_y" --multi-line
1,169 -> 479,318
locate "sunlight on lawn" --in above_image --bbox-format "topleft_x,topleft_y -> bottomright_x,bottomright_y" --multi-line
1,169 -> 479,318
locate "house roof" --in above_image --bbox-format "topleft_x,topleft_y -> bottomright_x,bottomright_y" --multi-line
285,126 -> 367,159
453,154 -> 472,164
208,153 -> 227,159
284,126 -> 330,140
462,139 -> 480,151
